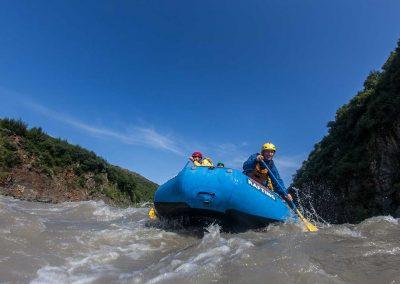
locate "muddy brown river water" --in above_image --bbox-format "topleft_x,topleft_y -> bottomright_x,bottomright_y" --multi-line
0,195 -> 399,283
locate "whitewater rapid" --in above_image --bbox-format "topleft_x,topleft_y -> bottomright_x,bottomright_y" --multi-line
0,196 -> 399,283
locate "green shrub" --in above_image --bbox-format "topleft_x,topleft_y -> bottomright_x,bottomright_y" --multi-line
0,118 -> 158,204
292,39 -> 400,223
0,118 -> 28,136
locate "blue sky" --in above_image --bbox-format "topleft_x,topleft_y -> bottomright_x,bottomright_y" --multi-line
1,0 -> 399,186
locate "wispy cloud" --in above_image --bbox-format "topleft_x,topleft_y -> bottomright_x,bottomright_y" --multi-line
274,154 -> 305,184
212,142 -> 248,168
274,155 -> 303,170
33,102 -> 184,155
0,86 -> 305,182
0,88 -> 185,156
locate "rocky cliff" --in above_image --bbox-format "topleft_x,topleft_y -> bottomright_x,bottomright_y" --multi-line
292,40 -> 400,223
0,119 -> 158,205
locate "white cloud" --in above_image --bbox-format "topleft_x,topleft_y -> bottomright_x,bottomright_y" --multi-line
212,142 -> 248,168
60,117 -> 182,156
274,155 -> 303,170
10,95 -> 185,156
274,154 -> 305,185
131,127 -> 183,155
0,86 -> 305,182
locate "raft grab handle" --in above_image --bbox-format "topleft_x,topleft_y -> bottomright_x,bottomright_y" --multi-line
197,192 -> 216,205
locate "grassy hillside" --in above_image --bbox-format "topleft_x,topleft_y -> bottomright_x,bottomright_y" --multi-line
292,40 -> 400,223
0,118 -> 158,205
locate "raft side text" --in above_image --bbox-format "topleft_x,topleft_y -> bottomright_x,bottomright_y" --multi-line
247,179 -> 276,200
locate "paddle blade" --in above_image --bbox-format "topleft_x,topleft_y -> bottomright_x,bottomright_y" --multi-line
148,207 -> 157,220
296,209 -> 318,232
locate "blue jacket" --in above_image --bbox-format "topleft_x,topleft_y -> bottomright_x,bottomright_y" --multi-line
243,153 -> 288,196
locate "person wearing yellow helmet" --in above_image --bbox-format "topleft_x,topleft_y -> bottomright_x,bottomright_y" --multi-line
243,142 -> 293,201
261,142 -> 276,152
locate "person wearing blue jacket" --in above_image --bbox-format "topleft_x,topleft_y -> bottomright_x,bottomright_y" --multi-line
243,142 -> 293,201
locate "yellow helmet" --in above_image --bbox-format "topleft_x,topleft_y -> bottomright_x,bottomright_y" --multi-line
261,142 -> 276,152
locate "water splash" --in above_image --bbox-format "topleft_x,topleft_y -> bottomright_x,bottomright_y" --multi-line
292,186 -> 329,227
0,195 -> 399,283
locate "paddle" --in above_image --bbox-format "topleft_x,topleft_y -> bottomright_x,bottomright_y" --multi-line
259,160 -> 318,232
148,207 -> 157,220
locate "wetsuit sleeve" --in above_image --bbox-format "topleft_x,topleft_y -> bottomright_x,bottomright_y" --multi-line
243,154 -> 258,173
269,161 -> 288,196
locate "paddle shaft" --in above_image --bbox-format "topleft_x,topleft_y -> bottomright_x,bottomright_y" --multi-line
259,159 -> 318,231
258,160 -> 289,198
258,160 -> 301,210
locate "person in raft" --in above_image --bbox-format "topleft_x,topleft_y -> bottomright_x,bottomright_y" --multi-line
243,142 -> 293,201
189,151 -> 214,167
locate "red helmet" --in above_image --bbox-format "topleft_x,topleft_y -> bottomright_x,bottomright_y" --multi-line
192,151 -> 203,159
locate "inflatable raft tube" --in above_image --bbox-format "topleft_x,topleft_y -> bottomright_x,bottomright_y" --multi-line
154,163 -> 296,230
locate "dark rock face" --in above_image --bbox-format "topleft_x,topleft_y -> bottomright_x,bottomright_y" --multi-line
370,122 -> 400,212
292,41 -> 400,224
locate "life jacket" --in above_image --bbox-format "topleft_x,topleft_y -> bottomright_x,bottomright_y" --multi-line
194,157 -> 214,167
254,163 -> 274,190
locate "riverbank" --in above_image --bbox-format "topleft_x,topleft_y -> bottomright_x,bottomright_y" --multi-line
0,118 -> 158,206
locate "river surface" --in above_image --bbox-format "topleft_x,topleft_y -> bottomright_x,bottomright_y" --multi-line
0,195 -> 399,284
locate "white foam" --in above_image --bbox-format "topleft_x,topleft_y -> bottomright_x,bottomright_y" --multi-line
135,225 -> 255,283
193,245 -> 231,262
333,227 -> 365,238
361,215 -> 399,225
146,272 -> 180,284
363,247 -> 400,257
68,251 -> 120,269
298,262 -> 341,282
123,243 -> 161,260
32,266 -> 99,284
175,262 -> 199,273
10,216 -> 47,236
92,205 -> 138,221
32,250 -> 120,283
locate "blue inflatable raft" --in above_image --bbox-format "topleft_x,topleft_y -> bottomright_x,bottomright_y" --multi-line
154,163 -> 296,230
